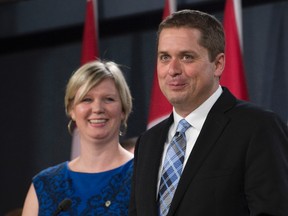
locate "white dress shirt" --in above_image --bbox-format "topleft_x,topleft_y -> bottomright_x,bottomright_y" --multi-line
157,86 -> 223,194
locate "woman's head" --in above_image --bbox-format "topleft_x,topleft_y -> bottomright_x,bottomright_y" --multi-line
65,60 -> 132,133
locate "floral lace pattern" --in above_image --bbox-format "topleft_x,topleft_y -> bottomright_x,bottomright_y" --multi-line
33,160 -> 133,215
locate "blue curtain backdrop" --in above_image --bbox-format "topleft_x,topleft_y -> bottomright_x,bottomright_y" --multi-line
243,2 -> 288,122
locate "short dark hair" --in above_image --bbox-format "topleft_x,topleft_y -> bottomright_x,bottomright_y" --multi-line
157,9 -> 225,61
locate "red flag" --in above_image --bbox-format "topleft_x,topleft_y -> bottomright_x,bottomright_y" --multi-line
147,0 -> 176,129
220,0 -> 249,100
71,0 -> 99,159
81,0 -> 99,64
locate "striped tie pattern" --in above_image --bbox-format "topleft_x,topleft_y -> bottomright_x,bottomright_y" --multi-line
158,119 -> 191,216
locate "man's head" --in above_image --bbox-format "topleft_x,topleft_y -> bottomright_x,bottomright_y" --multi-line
156,10 -> 225,116
157,9 -> 225,62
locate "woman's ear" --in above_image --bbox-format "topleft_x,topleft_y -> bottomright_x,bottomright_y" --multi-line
121,111 -> 125,121
70,109 -> 75,121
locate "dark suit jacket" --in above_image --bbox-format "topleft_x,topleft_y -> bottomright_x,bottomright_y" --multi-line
129,88 -> 288,216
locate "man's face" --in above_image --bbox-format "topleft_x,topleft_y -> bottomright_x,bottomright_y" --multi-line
157,27 -> 224,117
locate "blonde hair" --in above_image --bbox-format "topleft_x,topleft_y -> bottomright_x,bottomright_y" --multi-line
65,60 -> 132,130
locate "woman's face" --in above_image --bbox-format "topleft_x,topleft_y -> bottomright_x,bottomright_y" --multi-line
70,78 -> 124,143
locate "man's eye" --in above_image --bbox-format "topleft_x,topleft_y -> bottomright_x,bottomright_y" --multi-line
159,55 -> 170,61
183,55 -> 193,61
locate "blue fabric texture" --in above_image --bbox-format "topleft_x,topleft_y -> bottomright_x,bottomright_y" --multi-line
33,159 -> 133,215
158,119 -> 191,216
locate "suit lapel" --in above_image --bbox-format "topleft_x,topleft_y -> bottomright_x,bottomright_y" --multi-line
138,115 -> 174,215
167,88 -> 236,215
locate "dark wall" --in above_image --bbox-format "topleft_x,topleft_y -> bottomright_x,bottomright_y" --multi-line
0,0 -> 287,214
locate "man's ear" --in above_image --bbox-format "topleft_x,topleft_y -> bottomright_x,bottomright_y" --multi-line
214,53 -> 225,77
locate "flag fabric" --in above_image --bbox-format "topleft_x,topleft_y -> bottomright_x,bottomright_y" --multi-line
81,0 -> 99,64
220,0 -> 249,100
147,0 -> 176,129
71,0 -> 99,159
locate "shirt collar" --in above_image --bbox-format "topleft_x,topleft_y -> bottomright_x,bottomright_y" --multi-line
172,86 -> 223,132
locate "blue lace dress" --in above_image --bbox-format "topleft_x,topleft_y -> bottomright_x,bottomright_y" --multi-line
33,159 -> 133,215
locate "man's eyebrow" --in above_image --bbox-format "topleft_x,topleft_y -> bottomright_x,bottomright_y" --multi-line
157,51 -> 169,55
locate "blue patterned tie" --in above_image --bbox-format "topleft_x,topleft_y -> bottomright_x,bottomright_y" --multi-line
158,119 -> 191,216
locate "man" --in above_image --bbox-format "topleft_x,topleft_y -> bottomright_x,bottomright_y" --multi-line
129,10 -> 288,215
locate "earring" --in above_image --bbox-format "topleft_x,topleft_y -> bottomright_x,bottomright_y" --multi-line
68,119 -> 75,135
119,124 -> 127,137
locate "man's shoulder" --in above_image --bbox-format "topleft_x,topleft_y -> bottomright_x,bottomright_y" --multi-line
145,116 -> 172,135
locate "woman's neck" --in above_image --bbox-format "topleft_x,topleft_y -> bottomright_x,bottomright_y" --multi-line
69,143 -> 133,173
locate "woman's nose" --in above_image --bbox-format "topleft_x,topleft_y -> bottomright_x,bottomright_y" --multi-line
92,100 -> 105,113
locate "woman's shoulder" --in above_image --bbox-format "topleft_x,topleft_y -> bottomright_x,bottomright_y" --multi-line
121,158 -> 134,171
33,161 -> 68,180
110,158 -> 134,181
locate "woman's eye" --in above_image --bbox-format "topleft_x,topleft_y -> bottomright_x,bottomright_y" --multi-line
82,98 -> 92,103
105,97 -> 115,103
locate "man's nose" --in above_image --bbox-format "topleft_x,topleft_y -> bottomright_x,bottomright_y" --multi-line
168,59 -> 181,76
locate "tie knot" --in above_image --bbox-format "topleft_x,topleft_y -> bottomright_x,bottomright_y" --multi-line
176,119 -> 191,134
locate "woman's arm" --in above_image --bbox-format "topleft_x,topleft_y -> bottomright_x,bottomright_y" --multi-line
22,184 -> 39,216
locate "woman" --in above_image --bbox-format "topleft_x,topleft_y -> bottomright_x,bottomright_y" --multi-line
22,60 -> 133,215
